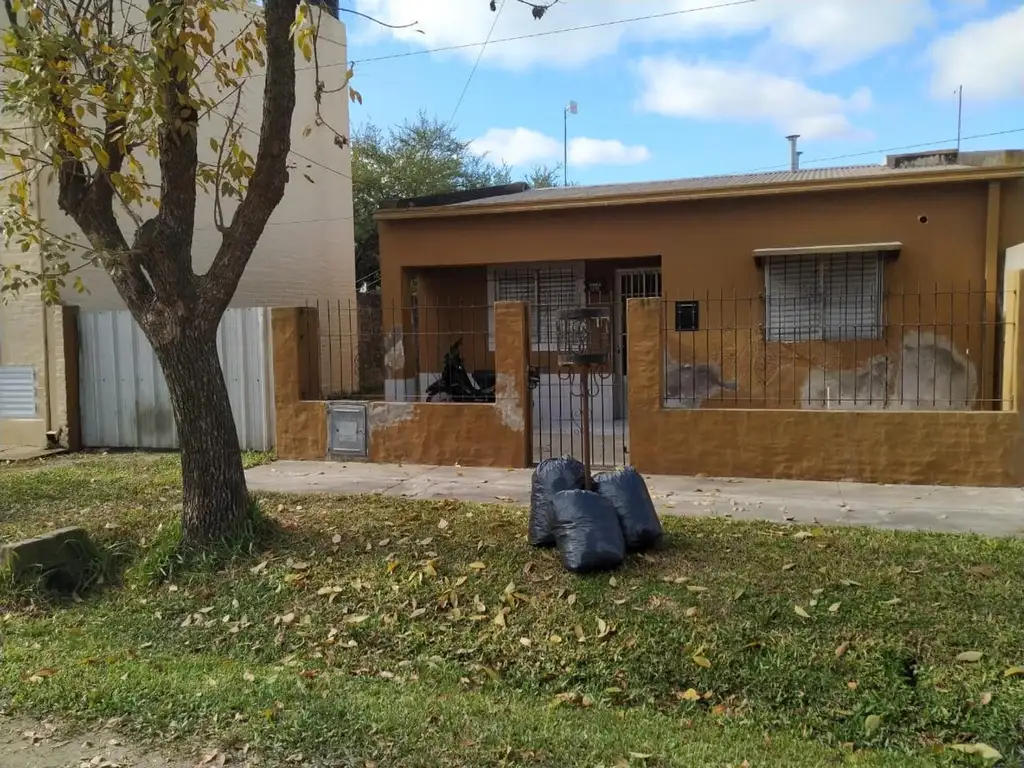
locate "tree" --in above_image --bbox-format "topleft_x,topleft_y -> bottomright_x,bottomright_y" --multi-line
353,113 -> 511,284
525,164 -> 563,189
0,0 -> 348,547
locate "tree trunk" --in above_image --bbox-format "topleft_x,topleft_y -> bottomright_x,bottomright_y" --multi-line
155,328 -> 250,547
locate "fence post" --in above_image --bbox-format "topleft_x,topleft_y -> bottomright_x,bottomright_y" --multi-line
271,307 -> 327,460
494,300 -> 532,468
626,297 -> 663,471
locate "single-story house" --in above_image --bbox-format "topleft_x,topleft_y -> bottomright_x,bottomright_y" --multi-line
375,149 -> 1024,467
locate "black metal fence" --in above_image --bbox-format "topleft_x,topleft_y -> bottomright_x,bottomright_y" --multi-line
659,286 -> 1015,411
310,298 -> 494,402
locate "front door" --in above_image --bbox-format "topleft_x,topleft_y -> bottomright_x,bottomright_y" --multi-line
614,268 -> 662,418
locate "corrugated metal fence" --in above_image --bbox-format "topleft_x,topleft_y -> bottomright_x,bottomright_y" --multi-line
78,308 -> 275,450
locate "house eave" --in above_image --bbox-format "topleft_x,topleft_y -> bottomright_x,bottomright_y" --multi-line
374,166 -> 1024,222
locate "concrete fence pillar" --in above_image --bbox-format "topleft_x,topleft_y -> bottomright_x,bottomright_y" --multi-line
625,297 -> 663,471
494,300 -> 532,468
271,307 -> 327,460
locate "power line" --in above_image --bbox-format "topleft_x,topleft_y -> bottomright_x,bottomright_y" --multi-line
350,0 -> 759,66
737,126 -> 1024,175
448,0 -> 506,124
240,0 -> 761,83
211,107 -> 352,180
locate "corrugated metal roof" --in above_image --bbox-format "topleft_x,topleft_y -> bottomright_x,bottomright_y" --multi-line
449,163 -> 980,209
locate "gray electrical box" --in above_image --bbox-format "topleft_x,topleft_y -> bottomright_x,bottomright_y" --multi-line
327,402 -> 368,458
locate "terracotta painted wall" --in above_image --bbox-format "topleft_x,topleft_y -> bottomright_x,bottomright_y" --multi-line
380,182 -> 1004,410
626,271 -> 1024,487
368,301 -> 532,467
272,302 -> 532,468
273,308 -> 328,460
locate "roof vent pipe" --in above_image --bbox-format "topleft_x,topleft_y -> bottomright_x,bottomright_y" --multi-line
786,134 -> 800,171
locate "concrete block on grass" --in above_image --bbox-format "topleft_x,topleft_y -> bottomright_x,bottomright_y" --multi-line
0,527 -> 97,590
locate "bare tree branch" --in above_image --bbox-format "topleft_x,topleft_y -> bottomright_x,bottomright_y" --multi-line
198,0 -> 298,330
212,85 -> 244,234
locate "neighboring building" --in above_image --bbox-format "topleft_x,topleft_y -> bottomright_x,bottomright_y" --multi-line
376,150 -> 1024,466
0,7 -> 356,449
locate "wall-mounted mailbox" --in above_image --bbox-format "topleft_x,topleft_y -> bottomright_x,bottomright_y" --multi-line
674,301 -> 699,332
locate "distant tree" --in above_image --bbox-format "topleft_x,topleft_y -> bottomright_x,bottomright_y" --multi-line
526,164 -> 562,188
353,113 -> 511,284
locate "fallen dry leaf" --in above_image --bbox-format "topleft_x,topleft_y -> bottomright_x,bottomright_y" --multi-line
469,561 -> 487,571
1003,666 -> 1024,678
794,605 -> 811,619
864,714 -> 882,736
949,743 -> 1002,762
685,607 -> 699,618
596,618 -> 610,638
345,614 -> 370,625
835,642 -> 850,659
692,654 -> 712,669
679,688 -> 701,702
956,651 -> 984,663
828,602 -> 841,613
782,562 -> 796,571
980,692 -> 993,706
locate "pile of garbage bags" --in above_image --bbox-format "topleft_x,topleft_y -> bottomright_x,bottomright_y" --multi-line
529,456 -> 663,573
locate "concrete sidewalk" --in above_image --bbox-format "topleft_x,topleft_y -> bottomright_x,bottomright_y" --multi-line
246,461 -> 1024,537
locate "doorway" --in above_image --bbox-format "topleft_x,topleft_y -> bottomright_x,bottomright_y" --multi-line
614,268 -> 662,418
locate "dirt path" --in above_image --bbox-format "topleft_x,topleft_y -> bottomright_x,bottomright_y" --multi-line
0,717 -> 218,768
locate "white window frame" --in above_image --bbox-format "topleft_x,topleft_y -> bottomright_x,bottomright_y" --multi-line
763,252 -> 884,342
487,262 -> 586,351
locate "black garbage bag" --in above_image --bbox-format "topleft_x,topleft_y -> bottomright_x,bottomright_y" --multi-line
551,489 -> 626,573
594,467 -> 663,552
529,456 -> 588,548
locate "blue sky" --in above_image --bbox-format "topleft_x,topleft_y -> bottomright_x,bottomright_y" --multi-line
342,0 -> 1024,185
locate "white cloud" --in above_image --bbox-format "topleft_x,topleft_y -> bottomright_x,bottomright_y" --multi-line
470,128 -> 651,167
351,0 -> 931,72
929,5 -> 1024,100
569,138 -> 651,166
635,57 -> 872,140
470,127 -> 560,166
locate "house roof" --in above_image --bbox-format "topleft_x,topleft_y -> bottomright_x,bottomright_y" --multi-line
375,161 -> 1024,221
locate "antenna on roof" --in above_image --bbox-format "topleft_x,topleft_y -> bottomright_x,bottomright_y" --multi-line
955,85 -> 963,154
786,134 -> 800,171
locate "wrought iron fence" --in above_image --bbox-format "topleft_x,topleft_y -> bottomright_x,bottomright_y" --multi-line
308,298 -> 494,402
659,286 -> 1016,411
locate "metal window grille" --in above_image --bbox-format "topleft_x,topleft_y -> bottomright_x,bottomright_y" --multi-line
765,252 -> 883,342
489,264 -> 584,350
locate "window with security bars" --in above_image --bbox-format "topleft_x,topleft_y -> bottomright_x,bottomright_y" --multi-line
488,264 -> 584,350
764,253 -> 884,342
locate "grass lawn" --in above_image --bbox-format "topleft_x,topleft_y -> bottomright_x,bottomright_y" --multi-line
1,455 -> 1022,767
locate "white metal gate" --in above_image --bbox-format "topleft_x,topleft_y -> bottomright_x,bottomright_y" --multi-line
78,308 -> 275,450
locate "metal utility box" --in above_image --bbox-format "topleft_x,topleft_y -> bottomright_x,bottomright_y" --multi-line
327,402 -> 368,458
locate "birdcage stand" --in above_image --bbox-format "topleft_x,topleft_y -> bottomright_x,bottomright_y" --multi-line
557,307 -> 611,488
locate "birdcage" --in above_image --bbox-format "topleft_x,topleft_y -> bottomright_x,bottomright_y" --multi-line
556,307 -> 611,367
